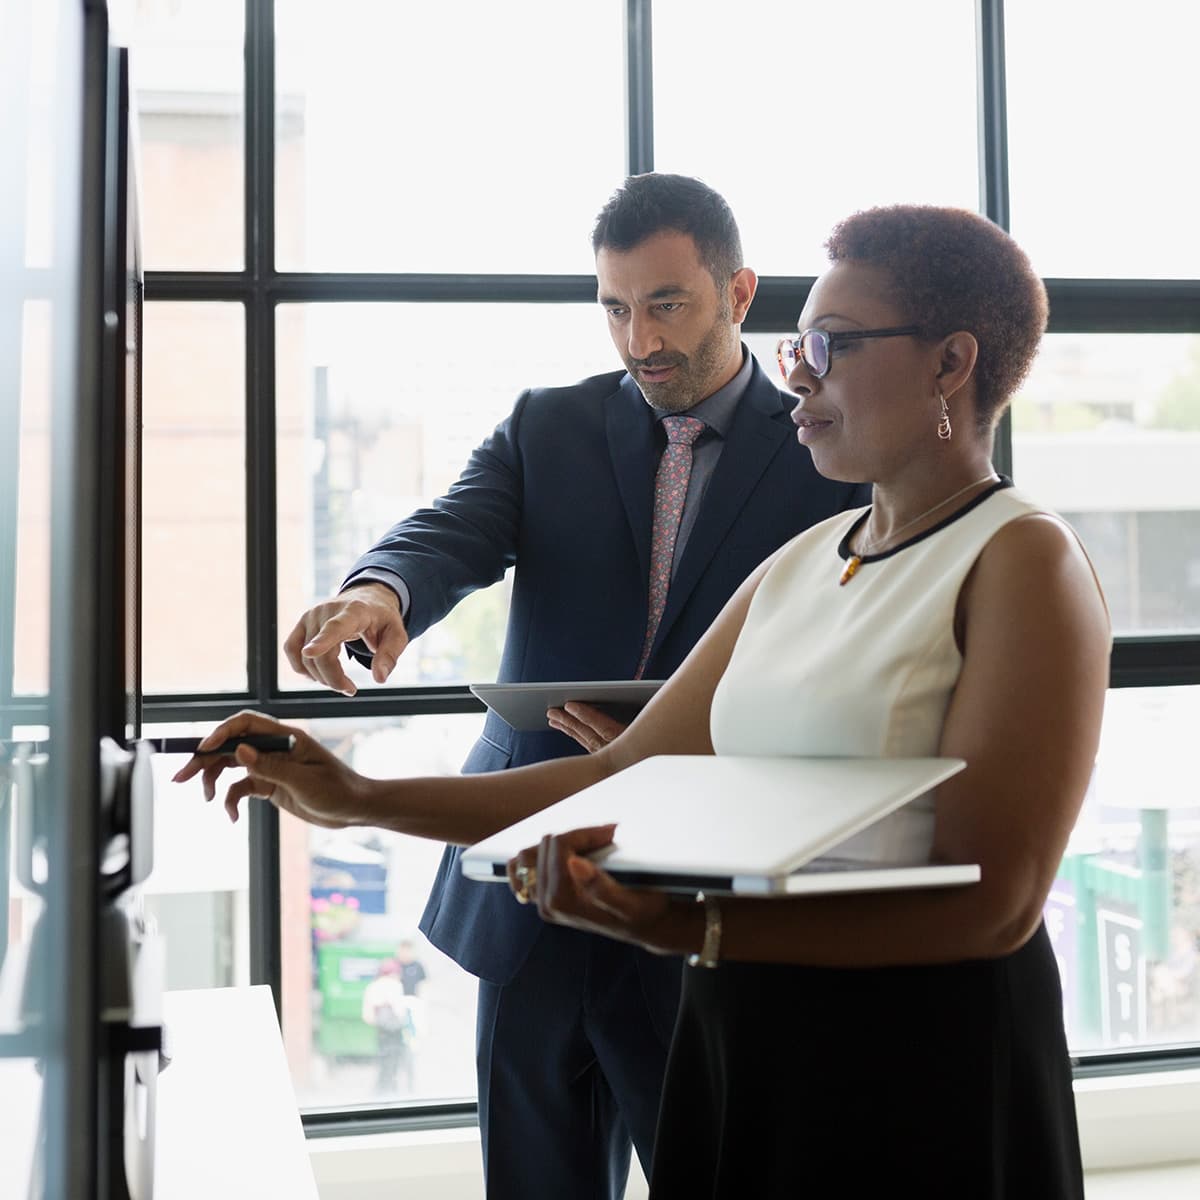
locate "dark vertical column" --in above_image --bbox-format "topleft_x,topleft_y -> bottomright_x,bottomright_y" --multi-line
244,0 -> 283,1019
625,0 -> 654,175
976,0 -> 1013,478
976,0 -> 1011,231
51,2 -> 108,1194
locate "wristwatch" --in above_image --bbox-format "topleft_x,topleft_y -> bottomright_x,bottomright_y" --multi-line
686,891 -> 722,969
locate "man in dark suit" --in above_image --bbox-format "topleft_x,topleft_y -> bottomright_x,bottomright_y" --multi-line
286,173 -> 867,1199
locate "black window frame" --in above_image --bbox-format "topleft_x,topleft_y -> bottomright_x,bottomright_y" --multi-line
138,0 -> 1200,1133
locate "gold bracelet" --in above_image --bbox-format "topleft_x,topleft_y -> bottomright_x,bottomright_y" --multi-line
686,891 -> 721,969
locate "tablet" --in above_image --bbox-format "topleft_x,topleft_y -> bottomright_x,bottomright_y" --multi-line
469,680 -> 666,733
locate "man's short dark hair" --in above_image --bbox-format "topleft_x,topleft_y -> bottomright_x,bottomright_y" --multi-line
591,173 -> 743,287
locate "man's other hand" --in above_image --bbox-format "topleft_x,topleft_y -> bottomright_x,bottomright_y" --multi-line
284,583 -> 409,696
546,702 -> 628,753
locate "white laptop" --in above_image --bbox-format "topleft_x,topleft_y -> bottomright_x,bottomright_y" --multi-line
460,754 -> 978,897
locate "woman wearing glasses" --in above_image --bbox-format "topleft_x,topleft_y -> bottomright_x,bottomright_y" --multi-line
183,206 -> 1109,1197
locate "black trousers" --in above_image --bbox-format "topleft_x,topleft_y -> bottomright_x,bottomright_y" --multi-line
475,923 -> 681,1200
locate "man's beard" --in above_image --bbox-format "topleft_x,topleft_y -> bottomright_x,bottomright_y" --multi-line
629,305 -> 737,413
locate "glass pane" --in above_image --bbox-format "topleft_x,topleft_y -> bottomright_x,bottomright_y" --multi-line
744,330 -> 797,397
142,723 -> 250,990
11,303 -> 52,697
143,302 -> 247,692
2,0 -> 84,1190
1006,2 -> 1200,278
653,0 -> 979,276
1012,334 -> 1200,635
123,0 -> 245,270
1056,687 -> 1200,1053
274,0 -> 624,273
278,714 -> 485,1107
275,302 -> 617,691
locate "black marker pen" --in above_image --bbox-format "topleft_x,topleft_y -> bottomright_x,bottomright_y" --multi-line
147,734 -> 296,756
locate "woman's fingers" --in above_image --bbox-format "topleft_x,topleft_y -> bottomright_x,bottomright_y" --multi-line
175,715 -> 362,833
565,855 -> 647,921
505,850 -> 539,904
194,709 -> 288,751
505,825 -> 617,910
504,825 -> 672,951
222,773 -> 274,823
535,826 -> 621,919
200,758 -> 231,801
171,709 -> 295,783
547,823 -> 618,857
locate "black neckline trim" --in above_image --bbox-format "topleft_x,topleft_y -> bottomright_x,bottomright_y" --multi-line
836,477 -> 1014,565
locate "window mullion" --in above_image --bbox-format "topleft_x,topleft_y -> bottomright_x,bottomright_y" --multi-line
625,0 -> 654,174
976,0 -> 1012,476
244,0 -> 282,1013
975,0 -> 1011,230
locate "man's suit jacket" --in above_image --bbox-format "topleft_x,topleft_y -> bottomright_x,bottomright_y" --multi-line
348,357 -> 868,984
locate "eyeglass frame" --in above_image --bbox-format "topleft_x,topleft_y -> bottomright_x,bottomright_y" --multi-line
776,325 -> 922,381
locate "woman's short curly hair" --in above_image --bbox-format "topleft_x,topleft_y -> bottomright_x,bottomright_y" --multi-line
825,205 -> 1048,431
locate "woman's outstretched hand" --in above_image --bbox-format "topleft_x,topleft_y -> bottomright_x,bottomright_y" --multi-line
171,710 -> 371,828
506,824 -> 690,956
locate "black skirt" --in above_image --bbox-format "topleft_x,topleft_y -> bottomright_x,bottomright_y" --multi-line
649,923 -> 1083,1199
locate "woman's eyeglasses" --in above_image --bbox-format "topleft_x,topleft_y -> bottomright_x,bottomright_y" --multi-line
776,325 -> 921,380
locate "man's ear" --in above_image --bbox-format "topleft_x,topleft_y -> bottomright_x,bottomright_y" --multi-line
936,330 -> 979,402
729,267 -> 757,324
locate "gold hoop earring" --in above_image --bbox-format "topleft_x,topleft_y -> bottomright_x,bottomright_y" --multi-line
937,393 -> 952,441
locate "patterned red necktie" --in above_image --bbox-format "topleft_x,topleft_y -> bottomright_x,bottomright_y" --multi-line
635,414 -> 706,679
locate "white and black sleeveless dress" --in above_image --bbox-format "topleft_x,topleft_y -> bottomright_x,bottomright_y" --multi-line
649,480 -> 1093,1199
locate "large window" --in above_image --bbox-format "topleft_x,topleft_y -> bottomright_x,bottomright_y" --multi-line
1011,334 -> 1200,636
273,302 -> 615,693
654,0 -> 980,275
273,0 -> 625,274
129,0 -> 1199,1130
1005,1 -> 1200,279
142,302 -> 247,692
1057,687 -> 1200,1051
275,714 -> 486,1107
135,0 -> 244,270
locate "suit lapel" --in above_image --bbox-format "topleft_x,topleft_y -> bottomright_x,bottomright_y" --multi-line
606,375 -> 658,587
649,366 -> 792,654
